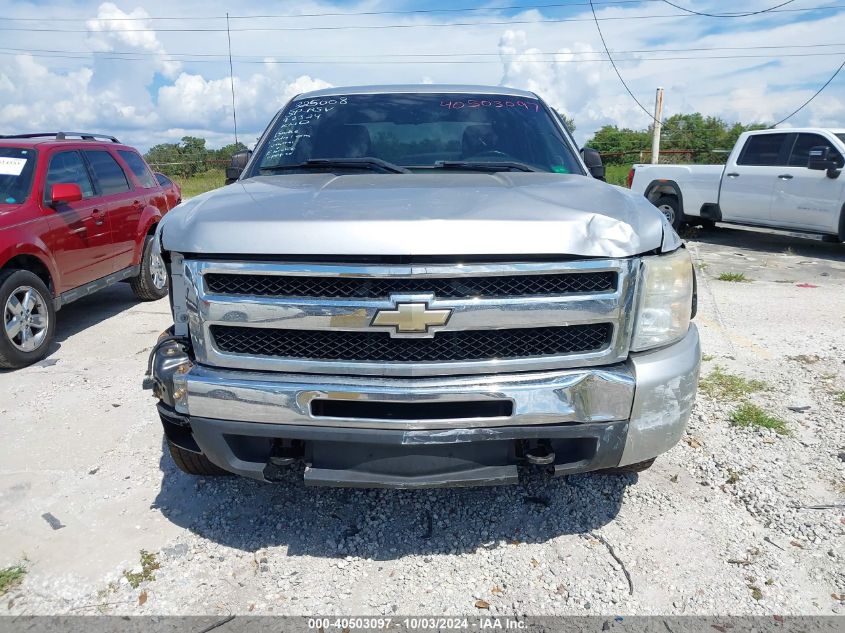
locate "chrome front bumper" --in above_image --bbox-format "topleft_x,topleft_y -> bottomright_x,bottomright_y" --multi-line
149,325 -> 700,485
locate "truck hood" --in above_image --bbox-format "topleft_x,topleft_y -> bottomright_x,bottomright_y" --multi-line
159,172 -> 672,258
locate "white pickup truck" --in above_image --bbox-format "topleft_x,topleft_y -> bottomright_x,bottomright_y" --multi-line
629,128 -> 845,241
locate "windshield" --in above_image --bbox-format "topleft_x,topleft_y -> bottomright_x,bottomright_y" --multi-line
0,147 -> 37,204
250,93 -> 583,175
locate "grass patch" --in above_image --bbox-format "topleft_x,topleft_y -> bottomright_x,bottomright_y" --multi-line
0,565 -> 25,596
835,391 -> 845,404
730,403 -> 788,435
604,164 -> 632,187
123,550 -> 160,589
175,170 -> 225,199
717,272 -> 750,282
702,354 -> 715,362
749,586 -> 763,601
699,366 -> 767,400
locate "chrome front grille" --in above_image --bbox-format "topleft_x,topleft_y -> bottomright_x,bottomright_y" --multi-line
183,259 -> 639,377
211,323 -> 612,363
203,270 -> 617,299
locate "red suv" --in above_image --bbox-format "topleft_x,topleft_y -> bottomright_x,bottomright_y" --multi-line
0,132 -> 175,368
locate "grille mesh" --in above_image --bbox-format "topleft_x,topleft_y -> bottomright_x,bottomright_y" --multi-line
204,271 -> 616,299
211,323 -> 611,363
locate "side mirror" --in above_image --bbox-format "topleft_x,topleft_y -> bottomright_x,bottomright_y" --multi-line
580,147 -> 606,181
808,146 -> 834,170
50,183 -> 83,205
225,150 -> 252,185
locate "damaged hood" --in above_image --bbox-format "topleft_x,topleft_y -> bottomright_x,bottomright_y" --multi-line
160,172 -> 672,258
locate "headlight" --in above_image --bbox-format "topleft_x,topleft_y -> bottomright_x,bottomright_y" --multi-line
631,247 -> 694,351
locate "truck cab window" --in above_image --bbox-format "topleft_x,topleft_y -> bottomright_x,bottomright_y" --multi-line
788,133 -> 844,168
737,133 -> 790,166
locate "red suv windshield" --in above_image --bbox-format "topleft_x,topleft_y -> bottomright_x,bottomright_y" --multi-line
0,147 -> 37,205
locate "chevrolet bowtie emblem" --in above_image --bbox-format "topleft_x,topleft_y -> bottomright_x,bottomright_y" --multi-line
371,302 -> 451,334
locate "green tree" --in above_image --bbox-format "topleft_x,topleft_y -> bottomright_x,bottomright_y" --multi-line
584,114 -> 768,165
144,136 -> 210,178
585,125 -> 651,164
212,141 -> 249,162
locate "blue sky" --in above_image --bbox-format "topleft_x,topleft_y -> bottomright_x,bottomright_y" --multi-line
2,1 -> 845,150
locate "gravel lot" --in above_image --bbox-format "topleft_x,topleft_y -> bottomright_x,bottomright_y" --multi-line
0,225 -> 843,616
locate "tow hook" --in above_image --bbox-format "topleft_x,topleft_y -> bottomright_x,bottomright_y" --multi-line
269,439 -> 303,466
142,330 -> 193,411
525,444 -> 555,466
263,440 -> 303,482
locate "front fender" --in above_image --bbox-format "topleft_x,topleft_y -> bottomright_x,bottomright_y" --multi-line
132,204 -> 164,265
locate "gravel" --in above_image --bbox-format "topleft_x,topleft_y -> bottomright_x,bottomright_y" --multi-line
0,226 -> 843,616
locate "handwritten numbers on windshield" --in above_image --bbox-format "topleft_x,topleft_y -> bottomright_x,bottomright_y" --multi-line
440,99 -> 540,112
264,97 -> 349,161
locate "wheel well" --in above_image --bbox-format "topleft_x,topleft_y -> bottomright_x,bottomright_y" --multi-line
1,254 -> 53,293
647,186 -> 678,203
146,222 -> 158,236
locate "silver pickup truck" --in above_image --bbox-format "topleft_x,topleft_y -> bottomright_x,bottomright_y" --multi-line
144,85 -> 701,489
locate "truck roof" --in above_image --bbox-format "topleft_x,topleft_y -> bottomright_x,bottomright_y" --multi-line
296,84 -> 540,99
745,127 -> 845,135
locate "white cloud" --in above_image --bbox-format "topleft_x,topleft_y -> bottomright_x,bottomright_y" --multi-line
1,0 -> 844,150
157,70 -> 330,131
86,2 -> 180,78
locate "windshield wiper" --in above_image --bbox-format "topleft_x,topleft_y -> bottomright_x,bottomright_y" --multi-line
432,160 -> 541,173
260,157 -> 410,174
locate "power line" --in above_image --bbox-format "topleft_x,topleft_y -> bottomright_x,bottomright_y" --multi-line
1,5 -> 843,33
661,0 -> 797,18
5,41 -> 845,60
587,0 -> 659,123
6,48 -> 845,65
772,57 -> 845,126
0,1 -> 663,22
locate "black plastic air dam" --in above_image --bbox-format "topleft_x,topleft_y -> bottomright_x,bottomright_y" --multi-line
182,417 -> 629,488
310,399 -> 513,420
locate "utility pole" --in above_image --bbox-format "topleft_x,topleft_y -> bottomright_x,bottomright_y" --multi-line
651,87 -> 664,165
226,13 -> 239,145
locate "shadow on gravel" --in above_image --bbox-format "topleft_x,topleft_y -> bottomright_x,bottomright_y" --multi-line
153,439 -> 633,559
685,225 -> 844,262
0,285 -> 144,373
52,284 -> 142,344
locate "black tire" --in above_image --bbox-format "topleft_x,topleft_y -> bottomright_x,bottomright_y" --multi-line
167,441 -> 230,476
0,269 -> 56,369
653,195 -> 683,232
130,235 -> 168,301
598,458 -> 656,475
